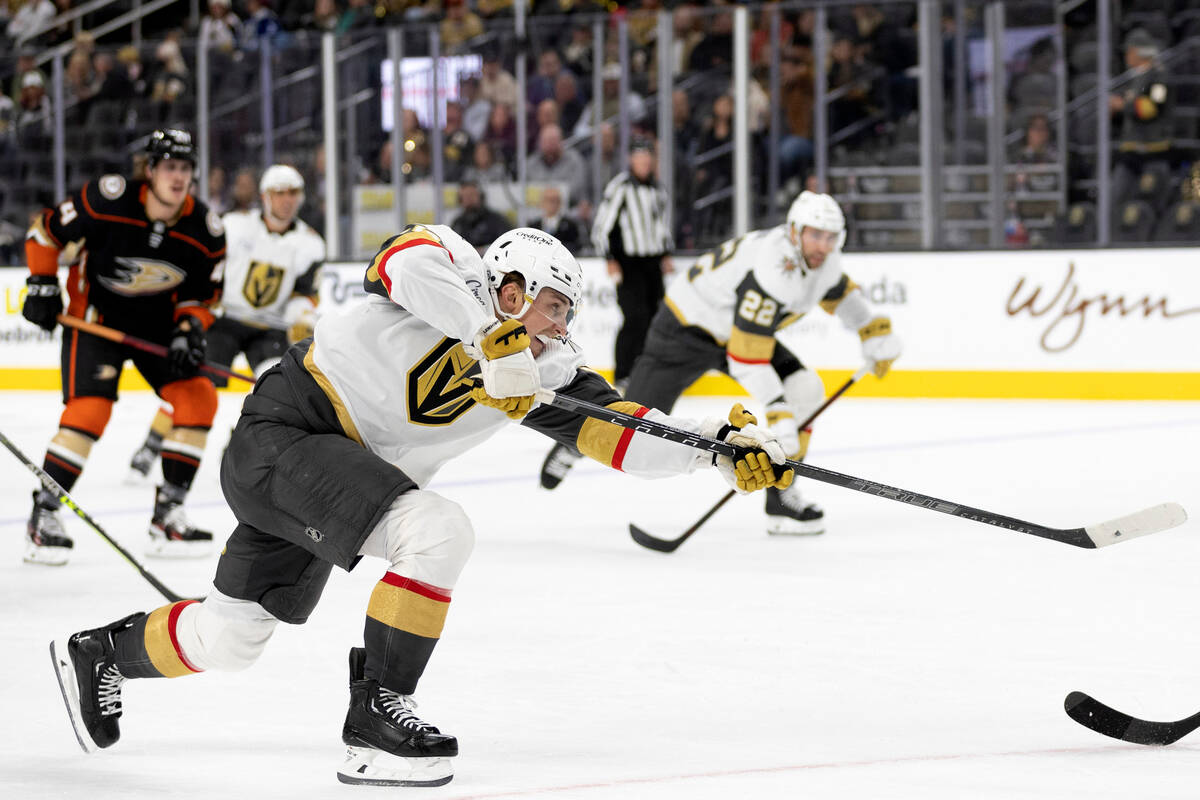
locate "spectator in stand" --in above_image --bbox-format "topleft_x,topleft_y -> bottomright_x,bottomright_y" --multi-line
17,70 -> 52,136
231,167 -> 259,212
442,100 -> 474,182
64,49 -> 98,125
528,49 -> 567,108
1010,113 -> 1056,166
561,23 -> 595,80
200,0 -> 241,52
150,37 -> 190,123
449,181 -> 510,254
460,75 -> 491,141
207,165 -> 232,214
480,47 -> 518,109
573,62 -> 647,138
300,0 -> 340,32
554,71 -> 585,136
670,88 -> 699,246
527,98 -> 560,153
440,0 -> 483,52
483,101 -> 518,169
527,123 -> 589,213
335,0 -> 376,33
1110,28 -> 1172,204
779,44 -> 814,186
688,4 -> 734,73
115,45 -> 147,103
400,107 -> 430,179
477,0 -> 516,19
595,121 -> 620,193
9,47 -> 44,102
462,140 -> 508,185
696,93 -> 733,184
7,0 -> 55,45
828,33 -> 875,138
239,0 -> 288,51
529,185 -> 584,253
92,52 -> 131,105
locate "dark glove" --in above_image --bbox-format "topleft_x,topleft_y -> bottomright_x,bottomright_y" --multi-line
22,275 -> 62,332
168,318 -> 207,379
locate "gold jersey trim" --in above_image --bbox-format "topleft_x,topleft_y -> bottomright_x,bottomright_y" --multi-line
303,344 -> 364,446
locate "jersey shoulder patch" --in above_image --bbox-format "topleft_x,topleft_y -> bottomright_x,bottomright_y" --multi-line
206,210 -> 224,237
97,174 -> 127,201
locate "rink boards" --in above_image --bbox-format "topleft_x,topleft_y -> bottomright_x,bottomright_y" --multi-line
2,247 -> 1198,399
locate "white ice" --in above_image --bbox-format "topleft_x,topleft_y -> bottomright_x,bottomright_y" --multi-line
1,389 -> 1198,799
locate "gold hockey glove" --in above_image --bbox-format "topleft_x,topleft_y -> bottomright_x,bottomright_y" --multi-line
858,316 -> 902,378
706,403 -> 795,493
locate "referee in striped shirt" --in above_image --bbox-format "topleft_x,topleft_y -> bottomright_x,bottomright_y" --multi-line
592,138 -> 674,387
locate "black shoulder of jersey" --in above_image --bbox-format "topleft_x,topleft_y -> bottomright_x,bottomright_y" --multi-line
176,195 -> 226,255
78,174 -> 143,220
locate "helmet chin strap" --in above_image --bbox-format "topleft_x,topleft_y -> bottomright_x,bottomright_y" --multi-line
489,286 -> 533,322
490,287 -> 569,340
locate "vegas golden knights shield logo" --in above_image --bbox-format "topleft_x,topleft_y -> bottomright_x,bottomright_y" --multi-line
407,338 -> 482,426
243,261 -> 286,308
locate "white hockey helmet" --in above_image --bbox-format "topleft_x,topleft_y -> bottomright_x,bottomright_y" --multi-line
482,227 -> 583,330
787,191 -> 846,251
259,164 -> 305,195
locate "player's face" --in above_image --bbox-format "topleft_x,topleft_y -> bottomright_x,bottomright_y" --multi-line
799,226 -> 839,268
265,187 -> 302,223
520,287 -> 573,357
148,159 -> 194,210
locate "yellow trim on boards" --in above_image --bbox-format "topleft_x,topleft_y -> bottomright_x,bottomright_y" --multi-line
4,367 -> 1200,401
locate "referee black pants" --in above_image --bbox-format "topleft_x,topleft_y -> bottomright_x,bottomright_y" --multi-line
613,254 -> 666,382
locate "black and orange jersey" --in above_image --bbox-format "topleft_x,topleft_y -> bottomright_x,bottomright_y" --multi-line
26,174 -> 225,342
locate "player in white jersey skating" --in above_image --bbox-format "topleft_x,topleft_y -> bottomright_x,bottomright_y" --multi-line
128,164 -> 325,479
50,225 -> 794,787
540,191 -> 903,535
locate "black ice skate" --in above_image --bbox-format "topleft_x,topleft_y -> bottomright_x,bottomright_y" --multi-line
25,489 -> 73,566
765,484 -> 826,536
50,614 -> 139,753
125,443 -> 159,484
146,484 -> 213,559
539,442 -> 582,490
338,647 -> 456,786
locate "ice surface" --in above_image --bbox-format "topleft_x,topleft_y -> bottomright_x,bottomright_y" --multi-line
2,390 -> 1198,799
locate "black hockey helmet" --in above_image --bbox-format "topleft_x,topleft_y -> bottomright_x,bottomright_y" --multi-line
145,128 -> 197,167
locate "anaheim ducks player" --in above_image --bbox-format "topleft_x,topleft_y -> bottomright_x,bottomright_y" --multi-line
21,128 -> 224,564
127,164 -> 325,480
540,191 -> 903,536
49,226 -> 794,787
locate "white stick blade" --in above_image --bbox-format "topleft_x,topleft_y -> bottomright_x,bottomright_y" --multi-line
1085,502 -> 1188,547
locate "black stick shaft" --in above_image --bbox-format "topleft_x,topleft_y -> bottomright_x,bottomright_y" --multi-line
538,388 -> 1095,547
0,430 -> 187,602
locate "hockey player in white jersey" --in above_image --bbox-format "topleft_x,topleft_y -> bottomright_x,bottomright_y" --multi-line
128,164 -> 325,479
540,191 -> 902,535
50,225 -> 794,787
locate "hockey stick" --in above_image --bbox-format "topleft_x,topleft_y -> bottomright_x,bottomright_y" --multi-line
56,314 -> 256,385
0,429 -> 188,603
531,387 -> 1186,548
629,364 -> 872,553
1064,691 -> 1200,745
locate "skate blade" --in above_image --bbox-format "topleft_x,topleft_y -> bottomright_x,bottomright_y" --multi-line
24,543 -> 71,566
336,746 -> 453,787
766,519 -> 826,536
144,538 -> 213,559
49,639 -> 99,754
